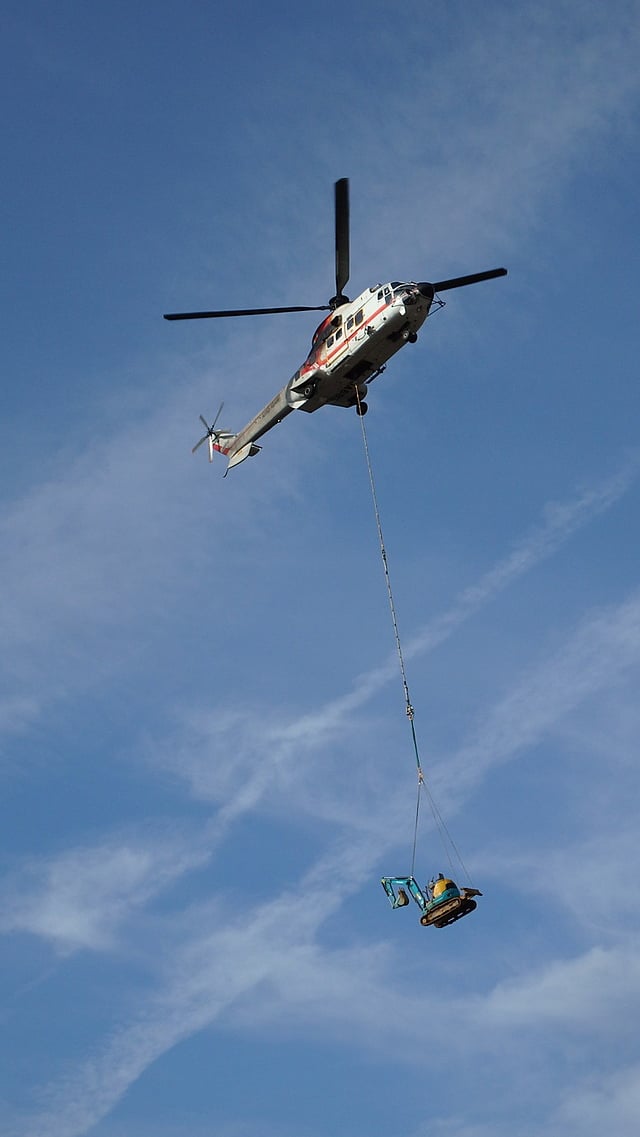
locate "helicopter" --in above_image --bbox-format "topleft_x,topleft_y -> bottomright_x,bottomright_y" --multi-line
164,179 -> 507,473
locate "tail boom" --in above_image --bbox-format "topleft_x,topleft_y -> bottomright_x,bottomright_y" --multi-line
216,388 -> 294,472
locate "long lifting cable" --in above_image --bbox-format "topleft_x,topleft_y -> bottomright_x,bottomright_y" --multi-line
354,386 -> 473,885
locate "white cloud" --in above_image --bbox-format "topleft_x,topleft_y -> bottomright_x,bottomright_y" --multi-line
444,587 -> 640,799
481,943 -> 640,1032
351,4 -> 640,269
5,463 -> 640,1130
8,832 -> 385,1137
0,349 -> 306,765
554,1062 -> 640,1136
154,459 -> 640,834
4,8 -> 640,1137
0,828 -> 210,953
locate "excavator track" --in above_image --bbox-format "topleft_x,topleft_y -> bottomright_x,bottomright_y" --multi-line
419,895 -> 478,928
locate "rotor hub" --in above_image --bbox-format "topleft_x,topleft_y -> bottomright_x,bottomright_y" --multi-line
329,293 -> 350,311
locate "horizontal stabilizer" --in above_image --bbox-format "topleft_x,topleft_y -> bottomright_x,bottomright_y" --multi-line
225,441 -> 261,474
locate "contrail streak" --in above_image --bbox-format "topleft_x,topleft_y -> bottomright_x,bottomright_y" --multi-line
274,454 -> 640,747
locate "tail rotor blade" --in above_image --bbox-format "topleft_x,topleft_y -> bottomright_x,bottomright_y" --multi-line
211,402 -> 224,431
193,405 -> 230,459
334,178 -> 350,302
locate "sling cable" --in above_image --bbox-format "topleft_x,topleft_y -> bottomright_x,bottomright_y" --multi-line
355,386 -> 481,930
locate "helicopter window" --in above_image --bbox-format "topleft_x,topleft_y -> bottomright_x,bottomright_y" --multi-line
346,316 -> 354,330
335,327 -> 343,340
326,334 -> 334,348
377,289 -> 384,300
355,309 -> 364,325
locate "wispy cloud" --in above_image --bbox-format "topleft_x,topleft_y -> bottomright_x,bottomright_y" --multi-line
7,832 -> 386,1137
553,1061 -> 640,1137
161,455 -> 639,818
10,459 -> 630,969
14,831 -> 640,1137
352,5 -> 640,269
10,494 -> 640,1134
0,826 -> 211,954
480,943 -> 640,1031
0,365 -> 297,759
4,8 -> 640,1136
416,1058 -> 640,1137
444,586 -> 640,799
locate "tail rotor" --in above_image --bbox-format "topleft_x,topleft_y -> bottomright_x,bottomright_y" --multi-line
192,402 -> 227,462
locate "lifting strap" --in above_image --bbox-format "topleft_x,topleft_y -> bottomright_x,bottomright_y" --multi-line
355,386 -> 473,885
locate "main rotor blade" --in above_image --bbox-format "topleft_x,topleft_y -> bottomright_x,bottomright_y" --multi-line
334,178 -> 350,299
164,305 -> 330,321
192,435 -> 209,454
427,267 -> 508,293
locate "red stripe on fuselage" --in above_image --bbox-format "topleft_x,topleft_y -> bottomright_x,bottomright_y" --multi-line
304,298 -> 391,374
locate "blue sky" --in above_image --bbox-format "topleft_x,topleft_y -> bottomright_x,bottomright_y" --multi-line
2,2 -> 640,1134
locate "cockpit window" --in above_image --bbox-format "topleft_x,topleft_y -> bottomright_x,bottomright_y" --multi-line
312,318 -> 335,348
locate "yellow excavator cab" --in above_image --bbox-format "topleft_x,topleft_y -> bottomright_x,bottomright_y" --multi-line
432,876 -> 458,899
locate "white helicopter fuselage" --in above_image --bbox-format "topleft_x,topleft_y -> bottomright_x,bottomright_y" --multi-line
176,179 -> 506,472
219,281 -> 434,468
